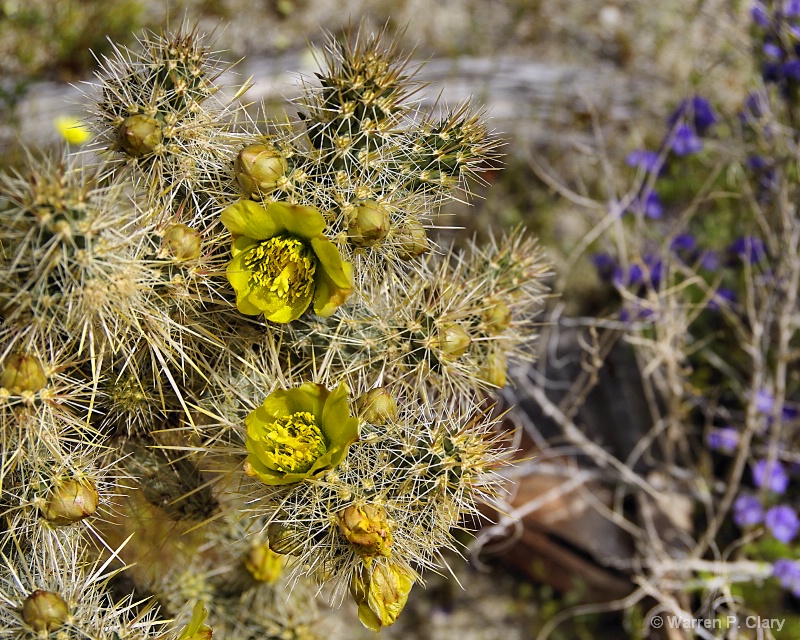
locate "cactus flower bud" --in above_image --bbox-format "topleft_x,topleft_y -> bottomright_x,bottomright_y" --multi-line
480,349 -> 507,388
434,322 -> 471,359
163,224 -> 202,261
22,590 -> 69,633
177,601 -> 212,640
397,220 -> 430,260
347,200 -> 390,247
267,521 -> 303,555
234,144 -> 288,197
350,561 -> 414,632
482,300 -> 512,334
244,543 -> 283,583
0,353 -> 47,394
42,479 -> 99,526
117,115 -> 163,157
356,387 -> 398,425
337,504 -> 393,557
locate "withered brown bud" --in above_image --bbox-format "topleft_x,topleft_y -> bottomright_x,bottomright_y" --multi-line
22,590 -> 69,633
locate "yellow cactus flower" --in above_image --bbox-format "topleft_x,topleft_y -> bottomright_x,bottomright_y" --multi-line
221,200 -> 353,323
54,115 -> 92,146
244,382 -> 359,485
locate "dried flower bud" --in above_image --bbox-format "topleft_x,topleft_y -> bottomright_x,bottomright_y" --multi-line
164,223 -> 201,261
42,479 -> 99,526
434,322 -> 471,359
117,115 -> 163,157
482,300 -> 512,334
267,521 -> 303,555
348,200 -> 390,247
397,220 -> 429,260
0,353 -> 47,394
235,144 -> 288,196
356,387 -> 398,425
244,543 -> 283,583
337,504 -> 393,557
350,561 -> 414,632
480,349 -> 507,388
22,590 -> 69,633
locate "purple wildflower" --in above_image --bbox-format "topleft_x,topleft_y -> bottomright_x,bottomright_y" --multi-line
785,0 -> 800,17
708,287 -> 737,311
764,42 -> 783,59
625,149 -> 662,173
752,459 -> 790,494
765,505 -> 800,543
756,389 -> 775,414
774,559 -> 800,597
706,427 -> 740,453
629,190 -> 663,219
784,59 -> 800,80
752,2 -> 770,26
670,233 -> 697,253
592,253 -> 617,281
668,96 -> 718,136
670,124 -> 703,156
729,236 -> 766,263
700,250 -> 720,271
733,494 -> 764,527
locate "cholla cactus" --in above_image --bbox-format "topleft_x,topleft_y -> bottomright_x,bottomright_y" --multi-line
0,22 -> 548,637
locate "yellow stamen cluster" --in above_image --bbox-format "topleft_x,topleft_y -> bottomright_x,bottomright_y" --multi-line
244,237 -> 316,301
260,411 -> 328,473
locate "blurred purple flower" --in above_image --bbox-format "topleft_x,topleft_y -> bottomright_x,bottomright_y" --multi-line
785,0 -> 800,17
784,59 -> 800,80
764,42 -> 783,59
753,459 -> 790,494
670,124 -> 703,156
626,149 -> 662,173
700,250 -> 720,271
752,2 -> 770,26
765,505 -> 800,543
706,427 -> 740,453
733,494 -> 764,527
729,236 -> 766,263
774,559 -> 800,597
630,191 -> 663,219
708,287 -> 737,311
670,233 -> 697,253
756,389 -> 775,414
668,96 -> 718,135
592,253 -> 617,282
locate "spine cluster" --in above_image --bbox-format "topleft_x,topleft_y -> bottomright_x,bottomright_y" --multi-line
0,24 -> 547,638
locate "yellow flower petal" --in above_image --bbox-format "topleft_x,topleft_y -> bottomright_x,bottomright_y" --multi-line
221,200 -> 284,239
54,115 -> 91,145
268,202 -> 327,239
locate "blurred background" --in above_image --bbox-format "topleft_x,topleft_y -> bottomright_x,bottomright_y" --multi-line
0,2 -> 757,638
